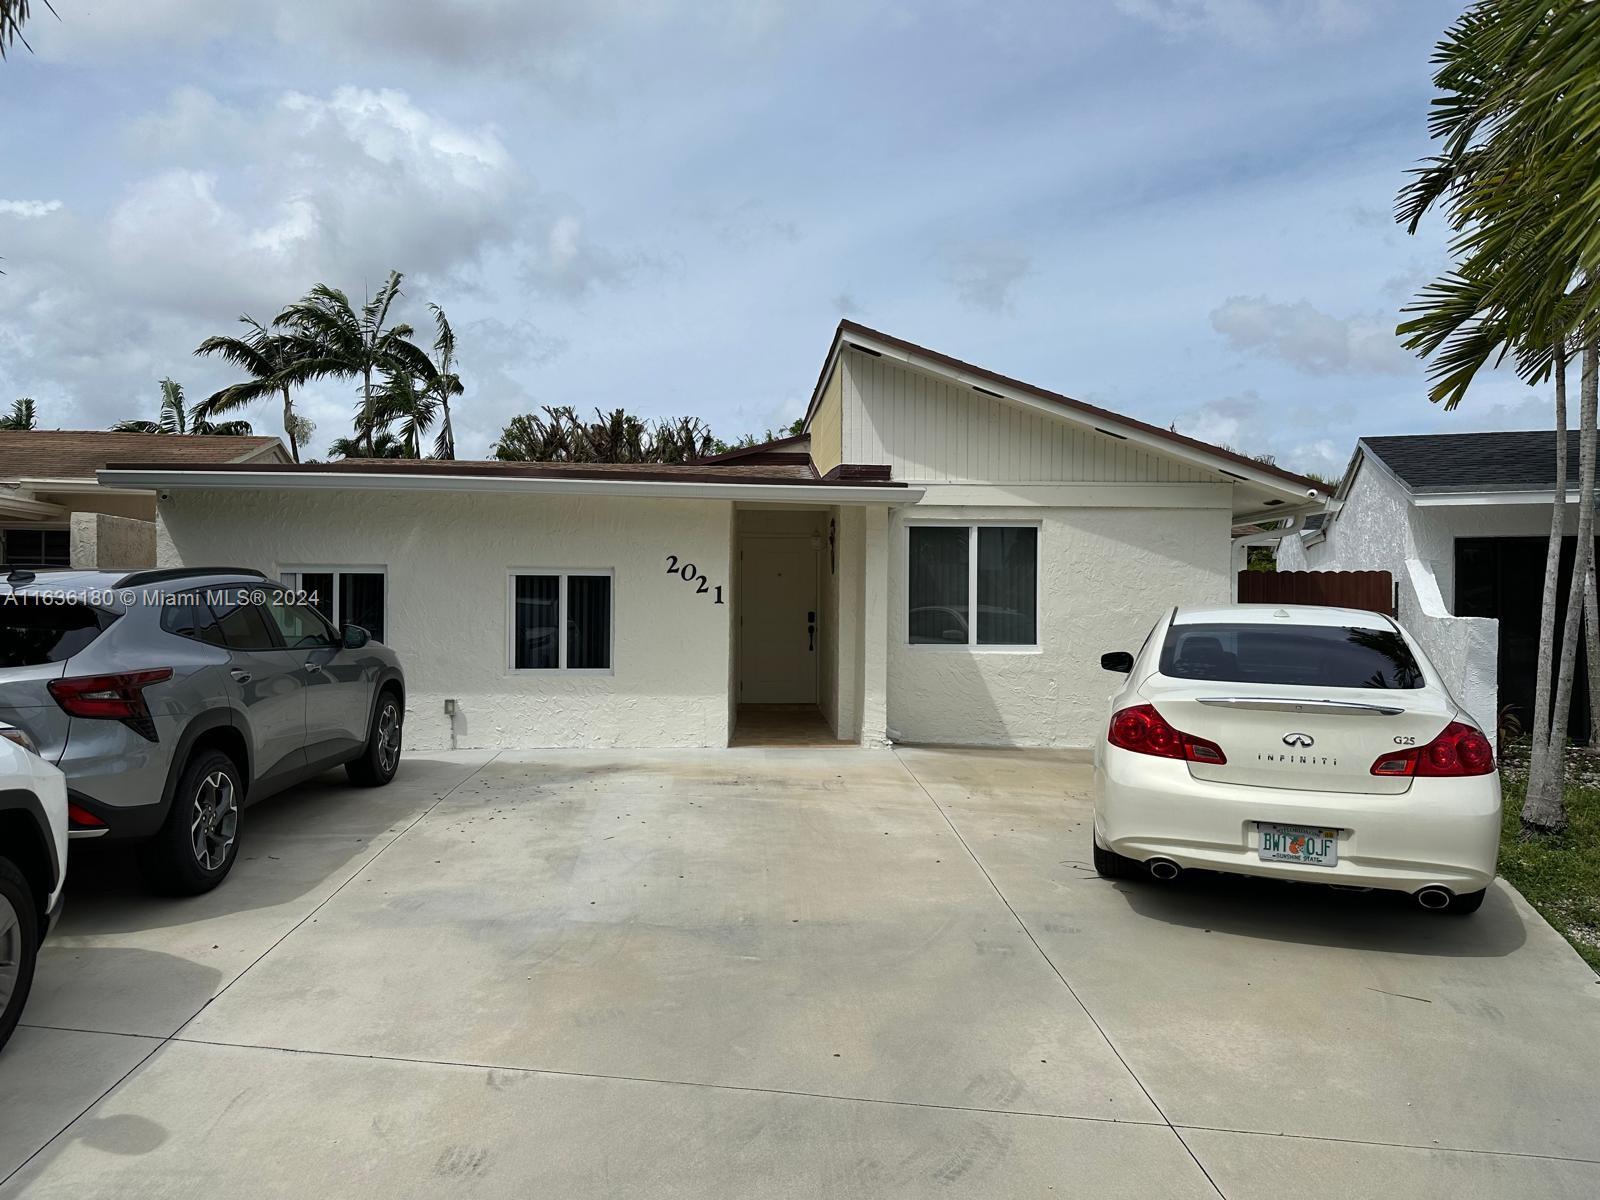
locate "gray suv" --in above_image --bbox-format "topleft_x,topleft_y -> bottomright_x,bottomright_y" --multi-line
0,567 -> 405,894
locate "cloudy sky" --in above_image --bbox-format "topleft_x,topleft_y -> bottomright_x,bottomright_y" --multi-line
0,0 -> 1553,475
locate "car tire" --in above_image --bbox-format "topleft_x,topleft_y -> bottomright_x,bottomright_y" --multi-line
346,690 -> 402,788
0,856 -> 41,1052
1444,888 -> 1487,916
1093,839 -> 1141,880
141,748 -> 243,896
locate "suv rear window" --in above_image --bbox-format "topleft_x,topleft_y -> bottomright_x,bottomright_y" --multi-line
1160,622 -> 1424,690
0,598 -> 108,666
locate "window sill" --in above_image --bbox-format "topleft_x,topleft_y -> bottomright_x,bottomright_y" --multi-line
905,644 -> 1042,655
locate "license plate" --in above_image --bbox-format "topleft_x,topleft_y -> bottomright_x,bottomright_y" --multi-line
1256,823 -> 1340,867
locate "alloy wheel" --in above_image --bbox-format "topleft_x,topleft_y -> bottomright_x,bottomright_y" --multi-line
377,704 -> 401,775
0,894 -> 19,1014
190,770 -> 238,871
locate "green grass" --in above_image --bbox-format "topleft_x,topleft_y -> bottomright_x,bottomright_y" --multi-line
1498,773 -> 1600,974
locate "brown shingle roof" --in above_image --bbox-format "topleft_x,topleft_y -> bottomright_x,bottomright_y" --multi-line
0,431 -> 288,481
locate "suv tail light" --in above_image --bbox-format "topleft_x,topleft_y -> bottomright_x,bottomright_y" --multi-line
1370,721 -> 1495,778
48,669 -> 172,742
1108,704 -> 1227,764
67,802 -> 106,831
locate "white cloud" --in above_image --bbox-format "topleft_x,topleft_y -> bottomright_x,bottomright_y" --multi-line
942,242 -> 1032,314
1114,0 -> 1373,49
0,199 -> 63,218
1209,294 -> 1411,376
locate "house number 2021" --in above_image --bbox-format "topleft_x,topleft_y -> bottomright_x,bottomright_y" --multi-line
666,555 -> 725,604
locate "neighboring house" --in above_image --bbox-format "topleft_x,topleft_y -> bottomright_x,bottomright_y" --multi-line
1274,430 -> 1592,740
1,431 -> 289,570
101,321 -> 1327,751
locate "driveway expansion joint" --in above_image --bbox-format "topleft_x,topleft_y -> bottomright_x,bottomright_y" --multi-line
891,749 -> 1229,1200
0,754 -> 502,1191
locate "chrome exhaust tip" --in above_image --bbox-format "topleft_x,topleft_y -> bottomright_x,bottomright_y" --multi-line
1147,858 -> 1181,882
1415,886 -> 1452,911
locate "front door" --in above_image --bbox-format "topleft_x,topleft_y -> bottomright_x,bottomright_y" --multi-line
739,534 -> 819,704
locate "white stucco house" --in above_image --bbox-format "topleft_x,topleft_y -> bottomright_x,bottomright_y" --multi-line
1274,430 -> 1588,740
100,321 -> 1327,751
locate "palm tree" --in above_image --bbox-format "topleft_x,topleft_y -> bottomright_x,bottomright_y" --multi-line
194,316 -> 307,462
112,379 -> 254,436
328,429 -> 406,459
373,369 -> 439,459
274,271 -> 432,457
0,0 -> 52,58
426,304 -> 463,460
0,397 -> 36,429
1397,0 -> 1600,832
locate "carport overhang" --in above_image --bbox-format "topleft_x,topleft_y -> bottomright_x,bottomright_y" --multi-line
98,465 -> 926,508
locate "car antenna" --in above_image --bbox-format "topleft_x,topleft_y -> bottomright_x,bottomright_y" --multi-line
4,565 -> 35,586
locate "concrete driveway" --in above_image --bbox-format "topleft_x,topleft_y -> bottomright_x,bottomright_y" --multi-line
2,747 -> 1597,1198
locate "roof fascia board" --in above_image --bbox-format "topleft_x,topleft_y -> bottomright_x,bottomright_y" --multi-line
840,328 -> 1319,502
0,493 -> 68,520
97,467 -> 924,507
1412,489 -> 1571,507
20,477 -> 150,496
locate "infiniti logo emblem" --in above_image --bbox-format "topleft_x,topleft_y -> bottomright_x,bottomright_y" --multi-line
1282,732 -> 1315,748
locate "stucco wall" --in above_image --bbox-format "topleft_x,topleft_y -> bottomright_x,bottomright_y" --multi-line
1278,459 -> 1502,730
69,511 -> 156,568
157,488 -> 735,750
886,498 -> 1231,747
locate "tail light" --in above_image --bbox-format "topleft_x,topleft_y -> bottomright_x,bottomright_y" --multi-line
1370,721 -> 1495,778
67,802 -> 106,831
48,669 -> 172,742
1108,704 -> 1227,764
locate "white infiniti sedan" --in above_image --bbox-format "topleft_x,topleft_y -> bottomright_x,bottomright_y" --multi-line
1093,604 -> 1501,915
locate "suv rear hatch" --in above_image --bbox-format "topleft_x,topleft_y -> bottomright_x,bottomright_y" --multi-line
0,596 -> 115,762
1144,618 -> 1457,796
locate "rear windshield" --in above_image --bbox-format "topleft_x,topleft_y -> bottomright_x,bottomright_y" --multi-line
1159,622 -> 1425,689
0,598 -> 107,667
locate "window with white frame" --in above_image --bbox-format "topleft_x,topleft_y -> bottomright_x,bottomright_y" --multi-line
510,571 -> 613,671
281,567 -> 387,644
907,524 -> 1038,647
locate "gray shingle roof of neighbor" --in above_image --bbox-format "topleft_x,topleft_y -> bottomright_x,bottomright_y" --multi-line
1361,430 -> 1570,493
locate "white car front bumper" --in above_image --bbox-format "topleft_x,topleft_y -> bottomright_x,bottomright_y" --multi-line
1093,745 -> 1502,894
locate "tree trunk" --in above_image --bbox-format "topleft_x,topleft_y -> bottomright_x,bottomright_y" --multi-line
1526,342 -> 1597,833
362,366 -> 373,457
1585,563 -> 1600,749
1525,344 -> 1569,813
282,386 -> 300,463
440,400 -> 454,460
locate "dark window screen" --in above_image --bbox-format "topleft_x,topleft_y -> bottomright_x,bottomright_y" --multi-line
567,575 -> 611,669
514,575 -> 559,669
0,599 -> 104,666
909,527 -> 969,644
2,528 -> 70,568
976,527 -> 1036,646
339,573 -> 385,644
1160,623 -> 1424,689
299,572 -> 335,623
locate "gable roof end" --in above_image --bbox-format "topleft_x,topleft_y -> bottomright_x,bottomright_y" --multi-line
803,320 -> 1328,499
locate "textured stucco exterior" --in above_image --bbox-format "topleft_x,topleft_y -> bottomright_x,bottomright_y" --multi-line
70,511 -> 156,569
1276,458 -> 1501,733
886,497 -> 1232,747
157,488 -> 736,751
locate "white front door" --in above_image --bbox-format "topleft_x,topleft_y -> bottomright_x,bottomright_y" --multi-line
738,534 -> 819,704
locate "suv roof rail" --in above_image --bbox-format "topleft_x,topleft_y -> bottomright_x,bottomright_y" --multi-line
115,567 -> 268,587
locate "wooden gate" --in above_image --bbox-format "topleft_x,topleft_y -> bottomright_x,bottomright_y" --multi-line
1236,570 -> 1395,616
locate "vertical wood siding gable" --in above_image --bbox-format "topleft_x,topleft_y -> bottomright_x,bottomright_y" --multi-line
837,350 -> 1217,484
